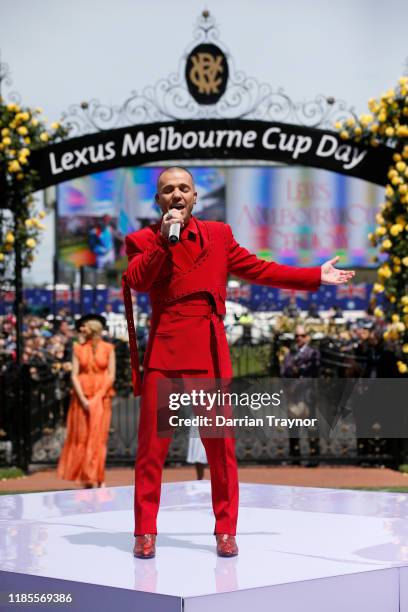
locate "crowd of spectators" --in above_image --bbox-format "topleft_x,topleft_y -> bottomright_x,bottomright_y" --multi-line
0,305 -> 401,381
0,313 -> 74,377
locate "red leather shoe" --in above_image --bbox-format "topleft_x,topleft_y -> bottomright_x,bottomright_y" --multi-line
216,534 -> 238,557
133,534 -> 156,559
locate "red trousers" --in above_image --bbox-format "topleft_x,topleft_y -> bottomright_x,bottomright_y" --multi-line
134,362 -> 239,536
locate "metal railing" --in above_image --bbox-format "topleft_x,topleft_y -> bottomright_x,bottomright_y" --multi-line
0,336 -> 402,469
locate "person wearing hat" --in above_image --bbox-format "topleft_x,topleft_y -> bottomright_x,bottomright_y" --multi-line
57,314 -> 115,488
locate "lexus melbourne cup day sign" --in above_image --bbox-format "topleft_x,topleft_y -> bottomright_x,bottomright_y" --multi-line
29,119 -> 392,190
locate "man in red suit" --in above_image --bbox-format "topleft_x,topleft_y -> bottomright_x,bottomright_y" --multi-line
123,166 -> 354,559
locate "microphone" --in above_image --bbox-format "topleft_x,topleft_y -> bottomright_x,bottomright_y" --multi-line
168,222 -> 181,244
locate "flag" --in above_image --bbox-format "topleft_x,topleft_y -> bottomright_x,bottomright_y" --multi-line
336,284 -> 366,300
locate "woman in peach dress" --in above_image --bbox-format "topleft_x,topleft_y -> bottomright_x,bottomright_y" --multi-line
57,314 -> 115,488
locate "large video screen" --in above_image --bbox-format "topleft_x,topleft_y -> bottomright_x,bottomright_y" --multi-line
57,166 -> 384,270
57,167 -> 225,270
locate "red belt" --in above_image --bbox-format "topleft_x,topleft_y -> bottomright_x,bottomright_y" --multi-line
153,303 -> 214,317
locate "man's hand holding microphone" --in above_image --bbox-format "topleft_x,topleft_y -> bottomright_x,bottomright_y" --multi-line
161,209 -> 184,244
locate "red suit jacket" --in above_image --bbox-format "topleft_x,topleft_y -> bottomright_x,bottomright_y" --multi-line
123,218 -> 321,395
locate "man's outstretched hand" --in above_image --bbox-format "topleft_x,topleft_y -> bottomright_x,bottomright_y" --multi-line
321,256 -> 355,285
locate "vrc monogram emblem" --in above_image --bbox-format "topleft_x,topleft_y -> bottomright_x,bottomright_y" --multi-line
189,53 -> 224,95
186,43 -> 228,105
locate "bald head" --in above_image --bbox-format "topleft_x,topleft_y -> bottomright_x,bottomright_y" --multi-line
157,166 -> 195,191
155,166 -> 197,224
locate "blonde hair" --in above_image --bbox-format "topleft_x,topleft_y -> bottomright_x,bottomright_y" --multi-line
87,319 -> 103,335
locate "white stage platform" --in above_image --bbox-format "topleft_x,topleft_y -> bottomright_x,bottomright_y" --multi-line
1,481 -> 408,611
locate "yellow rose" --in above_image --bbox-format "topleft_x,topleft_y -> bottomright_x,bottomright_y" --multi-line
38,211 -> 46,219
382,239 -> 392,249
373,283 -> 385,293
392,314 -> 400,323
24,137 -> 31,145
1,128 -> 9,136
390,295 -> 397,303
397,161 -> 407,173
18,155 -> 28,165
401,296 -> 408,305
346,118 -> 355,127
394,153 -> 402,162
397,322 -> 406,332
397,361 -> 408,374
402,256 -> 408,266
340,130 -> 349,140
390,224 -> 403,235
0,253 -> 4,262
379,265 -> 391,278
398,126 -> 408,138
39,132 -> 49,142
335,121 -> 342,130
376,213 -> 384,224
360,114 -> 373,126
16,173 -> 24,181
368,98 -> 377,110
25,238 -> 36,249
394,266 -> 401,273
386,127 -> 395,137
354,126 -> 362,136
375,226 -> 386,236
6,103 -> 17,111
392,176 -> 401,186
31,118 -> 39,127
379,113 -> 386,123
374,307 -> 384,318
399,184 -> 408,195
5,232 -> 15,244
35,107 -> 43,113
2,136 -> 11,146
403,344 -> 408,353
8,160 -> 21,173
51,121 -> 60,130
25,219 -> 33,228
17,126 -> 28,136
370,124 -> 378,134
385,185 -> 394,197
20,147 -> 30,157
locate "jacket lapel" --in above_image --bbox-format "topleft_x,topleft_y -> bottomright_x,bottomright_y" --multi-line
168,218 -> 210,272
169,241 -> 195,271
195,218 -> 210,263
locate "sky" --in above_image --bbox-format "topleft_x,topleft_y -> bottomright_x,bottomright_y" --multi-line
1,0 -> 407,283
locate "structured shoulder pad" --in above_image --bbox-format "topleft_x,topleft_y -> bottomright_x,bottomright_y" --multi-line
125,223 -> 161,254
